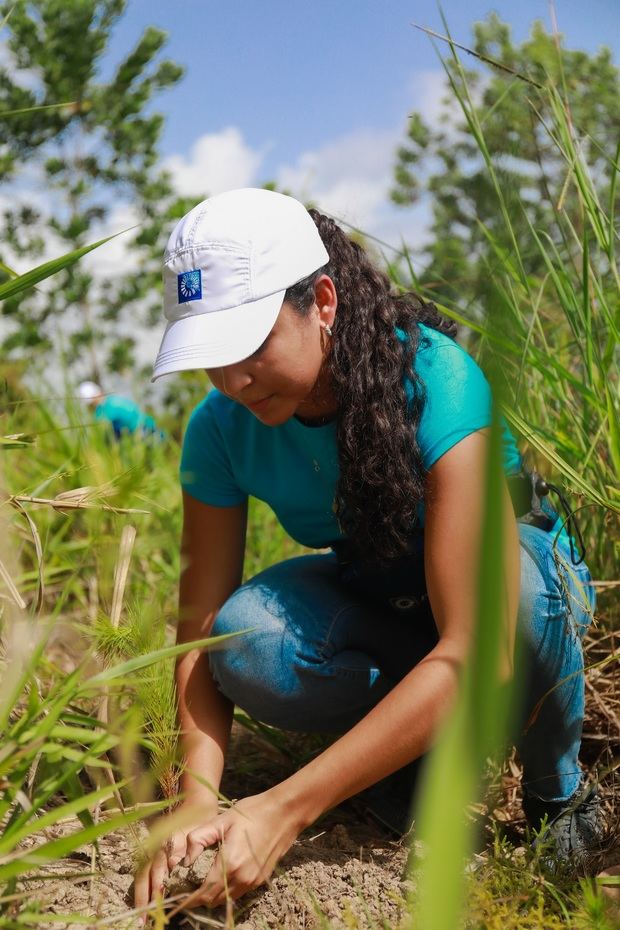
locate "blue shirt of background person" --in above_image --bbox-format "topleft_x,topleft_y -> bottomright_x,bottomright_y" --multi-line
77,381 -> 160,440
95,394 -> 158,439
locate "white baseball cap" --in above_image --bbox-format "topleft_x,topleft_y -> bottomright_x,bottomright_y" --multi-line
152,188 -> 330,380
77,381 -> 102,402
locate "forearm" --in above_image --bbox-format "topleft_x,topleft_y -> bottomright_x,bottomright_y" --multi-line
173,496 -> 247,805
176,644 -> 233,804
274,637 -> 463,829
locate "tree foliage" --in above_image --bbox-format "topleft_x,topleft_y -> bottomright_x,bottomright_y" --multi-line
392,14 -> 620,309
0,0 -> 191,381
392,15 -> 620,574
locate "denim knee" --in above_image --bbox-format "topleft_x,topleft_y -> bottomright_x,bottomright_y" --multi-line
208,567 -> 392,732
209,584 -> 301,727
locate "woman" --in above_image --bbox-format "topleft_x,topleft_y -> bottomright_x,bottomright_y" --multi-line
135,188 -> 600,911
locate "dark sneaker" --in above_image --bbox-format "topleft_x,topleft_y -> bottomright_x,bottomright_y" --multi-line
523,781 -> 605,869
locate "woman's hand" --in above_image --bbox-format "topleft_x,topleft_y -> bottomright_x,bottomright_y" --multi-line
180,789 -> 302,908
133,797 -> 218,918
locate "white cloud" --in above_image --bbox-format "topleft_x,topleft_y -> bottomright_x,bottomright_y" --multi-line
82,203 -> 142,277
159,122 -> 429,257
163,127 -> 266,198
158,72 -> 454,257
0,40 -> 39,92
407,69 -> 453,125
278,128 -> 399,229
407,66 -> 489,139
275,126 -> 431,261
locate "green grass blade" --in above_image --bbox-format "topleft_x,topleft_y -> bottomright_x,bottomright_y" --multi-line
0,781 -> 129,855
0,233 -> 123,301
1,101 -> 78,118
413,407 -> 509,929
0,801 -> 169,883
79,631 -> 250,691
503,407 -> 618,512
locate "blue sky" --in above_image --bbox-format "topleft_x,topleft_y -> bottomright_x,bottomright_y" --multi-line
108,1 -> 618,167
100,0 -> 619,252
3,0 -> 618,383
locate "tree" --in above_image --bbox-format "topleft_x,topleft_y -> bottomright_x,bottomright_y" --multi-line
0,0 -> 187,382
392,16 -> 620,574
391,15 -> 620,309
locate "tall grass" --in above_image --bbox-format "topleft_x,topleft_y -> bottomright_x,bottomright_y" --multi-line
1,46 -> 618,926
0,245 -> 254,926
391,28 -> 619,580
0,380 -> 306,925
400,24 -> 619,930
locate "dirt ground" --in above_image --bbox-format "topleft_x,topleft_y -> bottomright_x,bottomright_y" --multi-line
12,618 -> 620,929
16,723 -> 414,929
17,818 -> 413,930
13,720 -> 620,929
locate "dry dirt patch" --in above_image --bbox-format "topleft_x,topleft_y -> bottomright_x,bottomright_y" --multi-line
15,723 -> 411,929
18,816 -> 410,929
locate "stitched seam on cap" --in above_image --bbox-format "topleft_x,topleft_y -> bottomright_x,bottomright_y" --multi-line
165,241 -> 249,263
187,204 -> 212,243
249,239 -> 256,299
156,345 -> 236,363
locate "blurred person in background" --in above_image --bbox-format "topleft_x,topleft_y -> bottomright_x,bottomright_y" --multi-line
77,380 -> 161,440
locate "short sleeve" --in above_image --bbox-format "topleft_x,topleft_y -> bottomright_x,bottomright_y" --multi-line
180,396 -> 247,507
415,342 -> 493,470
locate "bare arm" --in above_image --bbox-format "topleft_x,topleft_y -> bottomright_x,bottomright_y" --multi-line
134,493 -> 247,910
178,430 -> 521,906
269,428 -> 521,824
176,491 -> 247,803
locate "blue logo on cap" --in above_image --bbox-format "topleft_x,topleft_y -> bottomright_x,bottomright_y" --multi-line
177,269 -> 202,304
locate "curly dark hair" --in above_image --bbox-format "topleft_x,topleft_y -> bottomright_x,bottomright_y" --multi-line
284,210 -> 457,561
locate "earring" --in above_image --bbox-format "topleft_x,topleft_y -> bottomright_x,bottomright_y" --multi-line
324,324 -> 333,337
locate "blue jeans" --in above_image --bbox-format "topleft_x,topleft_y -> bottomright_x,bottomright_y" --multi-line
209,522 -> 595,807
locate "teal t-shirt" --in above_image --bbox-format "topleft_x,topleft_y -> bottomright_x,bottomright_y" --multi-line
180,324 -> 523,549
95,395 -> 157,438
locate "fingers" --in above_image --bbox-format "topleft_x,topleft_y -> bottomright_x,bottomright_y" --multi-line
184,818 -> 225,866
134,815 -> 223,920
133,862 -> 151,913
133,847 -> 168,921
177,850 -> 227,911
149,848 -> 170,900
189,847 -> 258,908
166,832 -> 187,871
133,830 -> 188,908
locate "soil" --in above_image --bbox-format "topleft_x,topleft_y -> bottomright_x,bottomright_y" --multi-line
15,723 -> 414,929
11,620 -> 620,929
16,818 -> 412,930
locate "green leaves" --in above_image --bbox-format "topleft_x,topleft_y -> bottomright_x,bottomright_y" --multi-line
503,408 -> 619,514
412,409 -> 512,930
400,17 -> 619,925
81,632 -> 246,692
0,0 -> 185,375
0,233 -> 119,301
392,14 -> 619,575
0,624 -> 233,890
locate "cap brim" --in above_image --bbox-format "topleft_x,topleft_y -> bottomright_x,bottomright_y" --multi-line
151,289 -> 285,381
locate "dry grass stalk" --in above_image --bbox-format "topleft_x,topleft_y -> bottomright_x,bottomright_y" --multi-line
90,526 -> 138,902
8,493 -> 148,515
